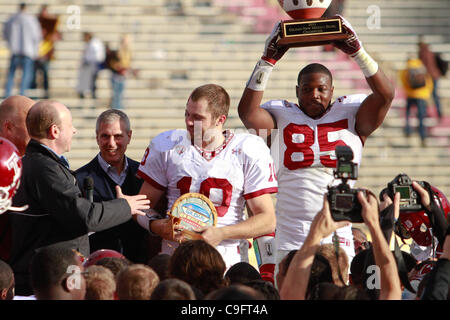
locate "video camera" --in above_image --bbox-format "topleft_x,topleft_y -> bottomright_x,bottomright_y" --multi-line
327,145 -> 365,223
380,173 -> 425,212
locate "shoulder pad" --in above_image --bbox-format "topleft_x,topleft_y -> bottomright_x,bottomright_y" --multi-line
150,129 -> 189,153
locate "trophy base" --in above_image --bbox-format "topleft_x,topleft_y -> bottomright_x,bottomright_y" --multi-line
277,16 -> 349,48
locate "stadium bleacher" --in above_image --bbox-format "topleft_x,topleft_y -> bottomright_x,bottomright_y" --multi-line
0,0 -> 449,198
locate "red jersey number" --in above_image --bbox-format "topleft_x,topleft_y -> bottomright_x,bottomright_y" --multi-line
176,176 -> 232,217
283,119 -> 349,170
140,147 -> 150,166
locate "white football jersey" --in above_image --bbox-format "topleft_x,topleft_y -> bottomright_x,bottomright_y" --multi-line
137,129 -> 278,263
262,94 -> 366,254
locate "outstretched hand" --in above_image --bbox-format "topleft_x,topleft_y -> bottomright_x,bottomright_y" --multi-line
115,185 -> 150,216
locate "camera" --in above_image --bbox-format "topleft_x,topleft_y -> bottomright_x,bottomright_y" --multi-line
327,146 -> 365,223
381,173 -> 425,212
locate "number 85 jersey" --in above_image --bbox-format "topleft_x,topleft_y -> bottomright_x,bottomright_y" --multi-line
137,129 -> 278,248
262,94 -> 366,251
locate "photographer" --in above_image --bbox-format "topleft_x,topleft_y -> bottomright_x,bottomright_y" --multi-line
280,191 -> 402,300
409,181 -> 449,248
421,224 -> 450,300
375,175 -> 449,298
385,175 -> 449,262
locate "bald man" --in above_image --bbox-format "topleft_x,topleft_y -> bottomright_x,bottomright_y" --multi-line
0,95 -> 34,262
8,100 -> 150,296
0,95 -> 34,156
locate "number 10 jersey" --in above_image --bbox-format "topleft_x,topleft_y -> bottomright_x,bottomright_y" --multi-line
137,129 -> 278,253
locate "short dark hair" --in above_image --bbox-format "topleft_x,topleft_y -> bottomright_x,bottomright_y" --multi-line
147,254 -> 171,281
308,282 -> 370,300
297,63 -> 333,85
169,240 -> 227,296
30,245 -> 79,291
244,279 -> 280,300
224,262 -> 261,284
150,278 -> 196,300
95,257 -> 131,277
205,284 -> 264,300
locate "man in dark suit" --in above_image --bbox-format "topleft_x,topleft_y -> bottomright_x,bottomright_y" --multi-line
9,100 -> 150,296
75,109 -> 151,264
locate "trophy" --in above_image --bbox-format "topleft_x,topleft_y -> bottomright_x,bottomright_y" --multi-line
168,193 -> 217,240
276,0 -> 349,48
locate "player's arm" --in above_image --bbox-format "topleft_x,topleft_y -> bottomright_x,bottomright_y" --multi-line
356,70 -> 395,142
237,22 -> 288,135
198,193 -> 276,248
332,15 -> 395,143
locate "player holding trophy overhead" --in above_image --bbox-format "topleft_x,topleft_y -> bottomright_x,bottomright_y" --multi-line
238,15 -> 395,277
136,84 -> 278,272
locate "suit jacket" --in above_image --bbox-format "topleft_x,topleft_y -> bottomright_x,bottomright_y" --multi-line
9,139 -> 131,295
75,155 -> 148,263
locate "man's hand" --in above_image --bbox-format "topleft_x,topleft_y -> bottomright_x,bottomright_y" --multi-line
151,217 -> 185,242
309,194 -> 350,239
380,192 -> 400,221
116,185 -> 150,216
262,21 -> 288,65
194,225 -> 225,247
332,15 -> 362,55
412,181 -> 431,211
358,190 -> 380,228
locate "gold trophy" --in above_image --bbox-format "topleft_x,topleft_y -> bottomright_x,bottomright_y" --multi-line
276,0 -> 349,48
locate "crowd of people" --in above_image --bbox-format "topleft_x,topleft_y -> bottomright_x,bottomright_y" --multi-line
3,3 -> 133,109
0,4 -> 449,303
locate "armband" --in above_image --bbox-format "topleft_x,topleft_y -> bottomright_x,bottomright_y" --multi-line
246,59 -> 274,91
351,47 -> 379,78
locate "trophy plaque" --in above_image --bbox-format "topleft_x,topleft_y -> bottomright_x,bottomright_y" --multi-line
169,192 -> 217,240
277,16 -> 348,48
276,0 -> 349,48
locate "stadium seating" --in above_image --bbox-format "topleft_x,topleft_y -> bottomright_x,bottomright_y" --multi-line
0,0 -> 449,197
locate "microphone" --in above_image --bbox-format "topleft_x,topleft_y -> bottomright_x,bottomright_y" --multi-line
84,176 -> 94,203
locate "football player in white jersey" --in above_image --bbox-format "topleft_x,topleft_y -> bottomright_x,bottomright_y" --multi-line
238,16 -> 395,279
136,84 -> 278,270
